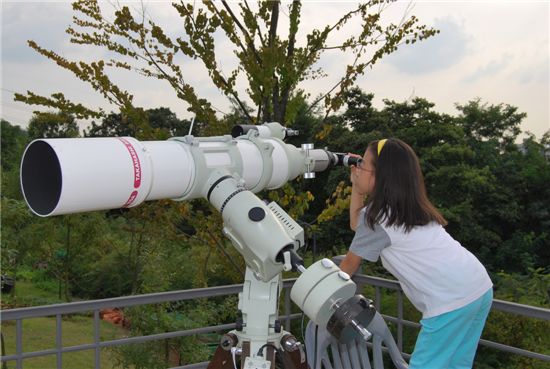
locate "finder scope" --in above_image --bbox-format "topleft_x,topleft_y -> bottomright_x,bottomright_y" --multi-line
231,124 -> 299,139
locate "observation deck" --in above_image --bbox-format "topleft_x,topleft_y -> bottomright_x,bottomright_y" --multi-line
1,270 -> 549,369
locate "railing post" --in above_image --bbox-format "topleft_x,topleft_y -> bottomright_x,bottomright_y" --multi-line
397,290 -> 403,352
56,314 -> 62,369
284,288 -> 291,331
375,287 -> 381,312
94,309 -> 101,369
15,319 -> 22,369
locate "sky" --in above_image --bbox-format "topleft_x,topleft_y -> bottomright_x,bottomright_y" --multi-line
1,1 -> 549,141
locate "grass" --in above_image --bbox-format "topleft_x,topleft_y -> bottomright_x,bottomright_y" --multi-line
1,279 -> 129,369
1,280 -> 65,308
1,316 -> 128,369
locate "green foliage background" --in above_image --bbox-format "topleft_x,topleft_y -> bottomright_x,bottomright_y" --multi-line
2,91 -> 549,368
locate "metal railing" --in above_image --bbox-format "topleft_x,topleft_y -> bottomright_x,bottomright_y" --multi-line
352,274 -> 550,362
1,275 -> 549,368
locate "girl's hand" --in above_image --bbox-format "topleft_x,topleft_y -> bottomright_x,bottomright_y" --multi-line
350,165 -> 359,186
348,153 -> 362,186
347,152 -> 362,160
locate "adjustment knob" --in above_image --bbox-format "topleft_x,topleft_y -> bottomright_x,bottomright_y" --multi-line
274,319 -> 282,333
248,207 -> 265,222
236,317 -> 244,331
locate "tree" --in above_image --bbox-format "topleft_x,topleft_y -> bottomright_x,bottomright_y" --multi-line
0,198 -> 37,277
147,107 -> 190,137
84,107 -> 191,138
1,120 -> 28,200
84,112 -> 139,137
456,99 -> 525,148
1,120 -> 28,171
9,5 -> 440,365
15,0 -> 438,129
12,0 -> 440,277
27,111 -> 79,139
11,0 -> 440,288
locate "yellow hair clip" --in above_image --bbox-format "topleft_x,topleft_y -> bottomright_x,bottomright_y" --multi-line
377,139 -> 387,156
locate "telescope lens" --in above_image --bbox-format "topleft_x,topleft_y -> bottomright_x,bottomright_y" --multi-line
21,141 -> 62,216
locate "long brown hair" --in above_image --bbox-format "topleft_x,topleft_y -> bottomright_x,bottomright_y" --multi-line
365,138 -> 447,232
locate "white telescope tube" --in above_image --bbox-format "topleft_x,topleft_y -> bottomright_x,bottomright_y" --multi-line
20,130 -> 338,217
20,137 -> 194,217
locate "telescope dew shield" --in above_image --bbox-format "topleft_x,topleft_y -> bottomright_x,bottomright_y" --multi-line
20,140 -> 62,216
20,138 -> 194,217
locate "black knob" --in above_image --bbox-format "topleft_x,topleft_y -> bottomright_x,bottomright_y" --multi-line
236,317 -> 244,331
274,319 -> 282,333
248,207 -> 265,222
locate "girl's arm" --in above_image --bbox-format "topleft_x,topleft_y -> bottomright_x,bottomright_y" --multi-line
350,187 -> 364,231
339,251 -> 363,276
349,162 -> 365,231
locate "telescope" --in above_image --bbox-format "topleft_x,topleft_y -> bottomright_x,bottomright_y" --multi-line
20,122 -> 375,369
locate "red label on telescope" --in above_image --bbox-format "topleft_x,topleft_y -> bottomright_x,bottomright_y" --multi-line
117,138 -> 142,208
117,138 -> 142,189
122,191 -> 139,208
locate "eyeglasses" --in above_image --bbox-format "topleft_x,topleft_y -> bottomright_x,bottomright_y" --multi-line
356,160 -> 374,173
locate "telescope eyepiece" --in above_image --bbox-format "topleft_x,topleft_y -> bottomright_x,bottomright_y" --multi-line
333,153 -> 362,167
284,128 -> 300,137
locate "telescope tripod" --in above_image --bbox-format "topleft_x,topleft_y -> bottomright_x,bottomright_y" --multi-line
207,268 -> 307,369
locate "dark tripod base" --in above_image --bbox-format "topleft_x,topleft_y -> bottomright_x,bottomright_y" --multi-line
207,340 -> 308,369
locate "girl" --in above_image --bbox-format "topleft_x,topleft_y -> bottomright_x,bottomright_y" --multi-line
339,138 -> 493,369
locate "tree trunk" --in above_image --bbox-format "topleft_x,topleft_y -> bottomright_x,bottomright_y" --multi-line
263,1 -> 280,124
278,1 -> 299,124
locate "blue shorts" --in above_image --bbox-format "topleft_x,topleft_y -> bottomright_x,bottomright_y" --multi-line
409,289 -> 493,369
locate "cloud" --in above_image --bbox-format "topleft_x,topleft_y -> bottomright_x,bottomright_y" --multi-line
517,57 -> 550,85
384,16 -> 471,75
1,3 -> 73,63
462,54 -> 512,83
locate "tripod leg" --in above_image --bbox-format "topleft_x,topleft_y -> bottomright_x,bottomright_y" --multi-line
207,345 -> 234,369
281,350 -> 309,369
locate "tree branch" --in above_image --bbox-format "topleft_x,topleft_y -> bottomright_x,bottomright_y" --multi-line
243,1 -> 266,45
220,0 -> 263,65
209,2 -> 253,61
183,4 -> 254,122
306,44 -> 369,118
296,4 -> 369,78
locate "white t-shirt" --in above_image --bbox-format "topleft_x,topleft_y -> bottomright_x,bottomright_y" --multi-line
350,208 -> 493,319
